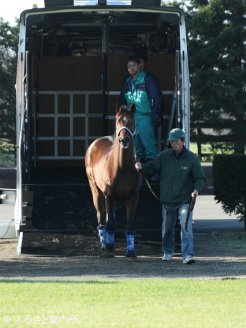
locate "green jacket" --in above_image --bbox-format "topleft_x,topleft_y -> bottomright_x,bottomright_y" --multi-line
142,147 -> 206,204
124,71 -> 152,118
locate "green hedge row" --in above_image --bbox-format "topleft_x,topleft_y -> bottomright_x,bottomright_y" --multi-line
0,141 -> 16,168
213,155 -> 246,230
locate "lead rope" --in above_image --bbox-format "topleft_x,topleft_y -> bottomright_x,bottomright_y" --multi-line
143,175 -> 162,204
136,168 -> 163,204
140,171 -> 188,212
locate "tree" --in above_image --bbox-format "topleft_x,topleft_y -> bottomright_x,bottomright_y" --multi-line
0,18 -> 19,143
188,0 -> 246,154
213,155 -> 246,230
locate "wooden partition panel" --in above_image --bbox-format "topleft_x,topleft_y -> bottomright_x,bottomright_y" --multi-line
107,53 -> 175,90
38,56 -> 101,91
34,53 -> 175,168
36,56 -> 103,167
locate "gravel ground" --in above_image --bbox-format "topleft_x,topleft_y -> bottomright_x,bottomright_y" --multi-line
0,232 -> 245,281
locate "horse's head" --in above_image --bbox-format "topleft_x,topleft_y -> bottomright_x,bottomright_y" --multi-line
115,104 -> 136,149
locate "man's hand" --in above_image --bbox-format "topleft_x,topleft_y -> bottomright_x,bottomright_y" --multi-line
191,190 -> 199,198
135,162 -> 142,171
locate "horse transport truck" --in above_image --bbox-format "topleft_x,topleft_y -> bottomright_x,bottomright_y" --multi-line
1,0 -> 190,253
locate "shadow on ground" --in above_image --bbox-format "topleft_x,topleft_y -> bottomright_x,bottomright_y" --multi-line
0,232 -> 245,280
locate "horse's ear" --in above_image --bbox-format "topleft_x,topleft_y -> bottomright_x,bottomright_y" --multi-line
129,103 -> 136,114
116,103 -> 121,113
116,104 -> 127,114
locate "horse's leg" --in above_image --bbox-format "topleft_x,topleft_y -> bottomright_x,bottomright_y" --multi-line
104,195 -> 116,251
88,180 -> 107,250
88,179 -> 106,224
125,193 -> 139,257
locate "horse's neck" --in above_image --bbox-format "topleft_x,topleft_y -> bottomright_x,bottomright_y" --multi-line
111,140 -> 135,171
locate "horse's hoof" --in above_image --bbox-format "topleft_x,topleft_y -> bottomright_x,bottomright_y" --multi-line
126,250 -> 136,258
100,250 -> 114,258
106,244 -> 114,252
99,242 -> 114,253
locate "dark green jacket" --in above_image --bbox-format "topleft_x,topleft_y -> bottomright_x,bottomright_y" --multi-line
142,147 -> 206,204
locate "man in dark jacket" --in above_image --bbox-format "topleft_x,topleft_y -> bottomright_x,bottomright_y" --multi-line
120,55 -> 163,163
135,128 -> 206,264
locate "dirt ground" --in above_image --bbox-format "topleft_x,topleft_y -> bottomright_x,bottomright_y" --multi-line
0,232 -> 245,281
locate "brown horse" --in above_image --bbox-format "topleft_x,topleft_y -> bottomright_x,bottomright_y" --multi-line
85,104 -> 141,257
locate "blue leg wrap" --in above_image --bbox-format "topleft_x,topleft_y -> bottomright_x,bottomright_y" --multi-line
105,229 -> 115,251
97,225 -> 106,250
126,234 -> 136,257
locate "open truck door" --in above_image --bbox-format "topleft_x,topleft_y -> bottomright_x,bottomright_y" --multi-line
15,0 -> 190,254
0,171 -> 16,239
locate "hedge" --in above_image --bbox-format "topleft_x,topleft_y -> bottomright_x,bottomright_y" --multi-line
213,155 -> 246,230
0,140 -> 16,168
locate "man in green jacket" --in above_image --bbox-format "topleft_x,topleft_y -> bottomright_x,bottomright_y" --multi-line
135,128 -> 206,264
120,55 -> 163,163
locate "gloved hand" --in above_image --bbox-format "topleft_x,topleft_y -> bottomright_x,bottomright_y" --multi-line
135,162 -> 142,171
191,190 -> 199,198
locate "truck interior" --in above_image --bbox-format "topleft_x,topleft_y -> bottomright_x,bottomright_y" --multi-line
17,3 -> 187,236
22,6 -> 182,185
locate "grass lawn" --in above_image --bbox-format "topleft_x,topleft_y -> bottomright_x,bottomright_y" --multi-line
1,279 -> 245,328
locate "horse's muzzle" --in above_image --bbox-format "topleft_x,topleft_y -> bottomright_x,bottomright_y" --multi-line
119,136 -> 130,149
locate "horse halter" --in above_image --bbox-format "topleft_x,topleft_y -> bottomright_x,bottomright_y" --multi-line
116,126 -> 135,138
116,126 -> 136,150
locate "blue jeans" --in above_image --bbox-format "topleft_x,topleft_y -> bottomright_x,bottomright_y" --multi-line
162,203 -> 193,259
